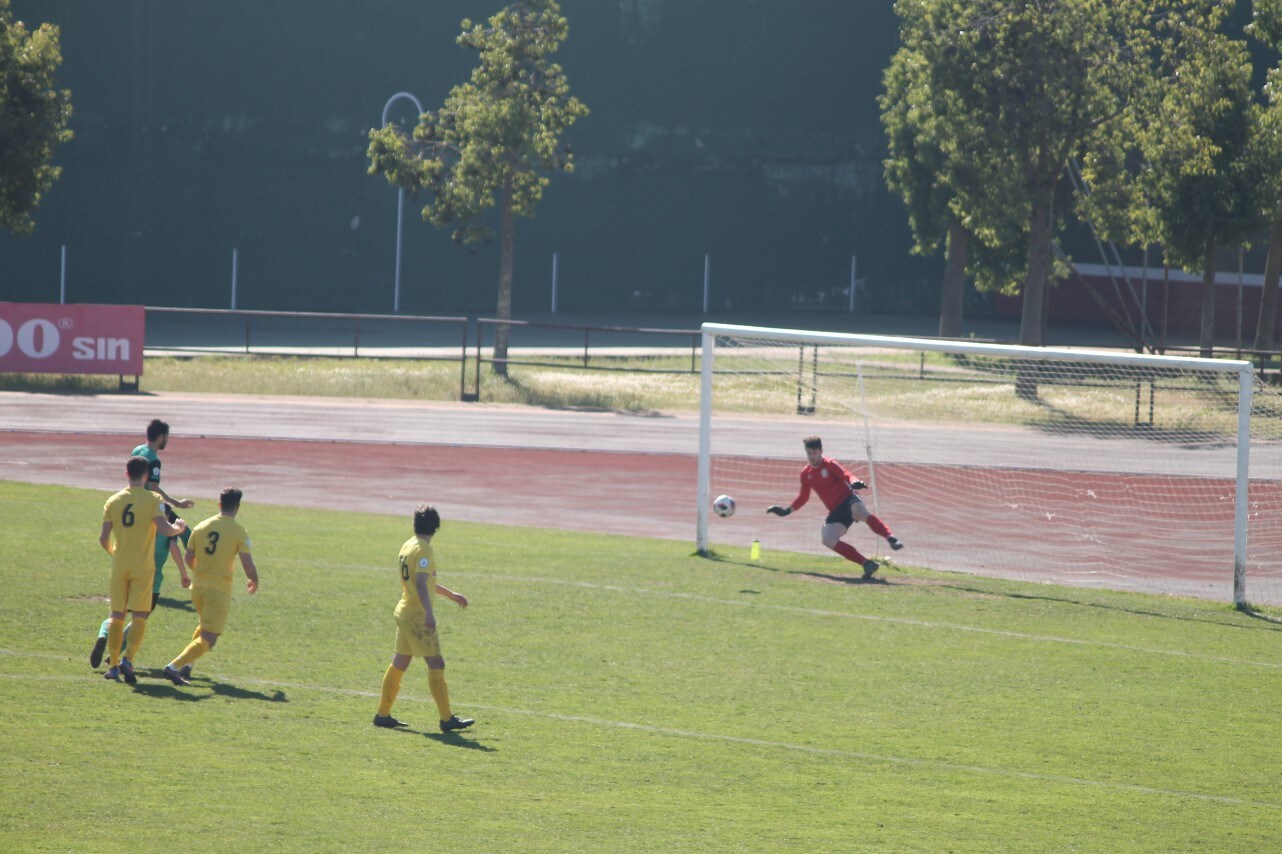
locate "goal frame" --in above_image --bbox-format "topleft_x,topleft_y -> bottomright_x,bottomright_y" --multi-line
696,323 -> 1255,605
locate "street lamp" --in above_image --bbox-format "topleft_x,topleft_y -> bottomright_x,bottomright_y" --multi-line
381,91 -> 424,313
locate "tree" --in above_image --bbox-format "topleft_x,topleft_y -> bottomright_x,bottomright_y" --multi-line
0,0 -> 72,236
895,0 -> 1223,359
368,0 -> 587,376
1143,31 -> 1263,356
1084,21 -> 1264,357
881,29 -> 1029,338
1248,2 -> 1282,352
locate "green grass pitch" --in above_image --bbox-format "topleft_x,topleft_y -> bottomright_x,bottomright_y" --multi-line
2,479 -> 1280,851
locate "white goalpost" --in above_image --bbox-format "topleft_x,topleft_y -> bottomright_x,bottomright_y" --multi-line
696,323 -> 1282,607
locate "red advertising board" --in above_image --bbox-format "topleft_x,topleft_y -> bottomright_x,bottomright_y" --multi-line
0,303 -> 145,376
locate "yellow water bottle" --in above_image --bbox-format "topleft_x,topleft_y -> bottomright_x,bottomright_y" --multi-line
750,538 -> 761,561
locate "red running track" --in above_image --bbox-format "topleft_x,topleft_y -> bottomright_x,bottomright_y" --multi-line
4,431 -> 1280,604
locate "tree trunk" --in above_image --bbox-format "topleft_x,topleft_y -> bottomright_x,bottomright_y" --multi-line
1253,217 -> 1282,352
1019,189 -> 1054,347
1016,185 -> 1055,399
938,219 -> 967,339
1199,243 -> 1217,358
494,180 -> 515,378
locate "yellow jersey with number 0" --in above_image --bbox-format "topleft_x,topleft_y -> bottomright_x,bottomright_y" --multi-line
395,536 -> 436,618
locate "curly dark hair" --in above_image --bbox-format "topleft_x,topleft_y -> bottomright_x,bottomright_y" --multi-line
413,504 -> 441,536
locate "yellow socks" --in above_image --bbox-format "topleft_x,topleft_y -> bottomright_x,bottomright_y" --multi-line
171,637 -> 210,669
378,665 -> 405,717
105,619 -> 125,666
428,668 -> 452,721
122,618 -> 147,661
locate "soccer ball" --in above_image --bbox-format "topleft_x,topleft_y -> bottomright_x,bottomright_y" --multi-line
712,494 -> 736,518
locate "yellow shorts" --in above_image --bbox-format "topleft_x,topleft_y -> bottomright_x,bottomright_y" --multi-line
192,587 -> 232,635
394,611 -> 441,658
110,564 -> 156,613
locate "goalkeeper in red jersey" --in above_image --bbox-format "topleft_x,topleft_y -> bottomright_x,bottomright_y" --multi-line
767,435 -> 903,579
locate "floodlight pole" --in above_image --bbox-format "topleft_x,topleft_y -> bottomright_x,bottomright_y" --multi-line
381,91 -> 424,314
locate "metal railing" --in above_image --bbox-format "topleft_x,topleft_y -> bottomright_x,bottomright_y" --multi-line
1158,344 -> 1282,385
139,307 -> 1282,401
145,306 -> 469,356
462,317 -> 701,401
145,306 -> 472,397
141,308 -> 703,402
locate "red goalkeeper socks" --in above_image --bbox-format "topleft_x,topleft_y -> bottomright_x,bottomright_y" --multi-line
833,541 -> 868,565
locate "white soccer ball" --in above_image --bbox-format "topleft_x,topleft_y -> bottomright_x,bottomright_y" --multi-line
712,494 -> 736,518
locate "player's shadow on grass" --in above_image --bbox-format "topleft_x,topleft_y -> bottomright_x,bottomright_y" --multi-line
129,682 -> 207,702
704,549 -> 1282,631
130,672 -> 288,703
703,553 -> 895,586
789,569 -> 890,586
208,681 -> 289,702
155,595 -> 196,613
423,732 -> 496,751
389,727 -> 496,752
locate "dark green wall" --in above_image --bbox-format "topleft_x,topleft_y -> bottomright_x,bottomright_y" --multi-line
2,0 -> 938,315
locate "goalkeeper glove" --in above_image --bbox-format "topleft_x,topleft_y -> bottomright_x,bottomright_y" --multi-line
850,480 -> 867,490
766,505 -> 792,517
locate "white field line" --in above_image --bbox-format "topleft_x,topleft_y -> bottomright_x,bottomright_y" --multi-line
283,558 -> 1282,671
480,574 -> 1282,670
0,666 -> 1278,812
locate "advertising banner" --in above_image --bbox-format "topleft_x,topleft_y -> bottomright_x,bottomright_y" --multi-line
0,303 -> 145,376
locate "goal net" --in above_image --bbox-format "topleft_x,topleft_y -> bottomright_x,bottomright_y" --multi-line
696,323 -> 1282,607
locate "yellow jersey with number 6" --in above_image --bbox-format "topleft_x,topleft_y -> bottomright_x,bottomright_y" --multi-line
395,536 -> 436,618
103,487 -> 164,574
188,514 -> 252,593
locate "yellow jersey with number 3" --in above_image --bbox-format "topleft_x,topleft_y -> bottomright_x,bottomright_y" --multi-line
395,536 -> 436,618
188,514 -> 252,593
103,487 -> 164,574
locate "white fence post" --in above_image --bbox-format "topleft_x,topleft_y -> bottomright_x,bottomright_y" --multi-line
849,255 -> 858,314
551,252 -> 559,313
703,254 -> 711,313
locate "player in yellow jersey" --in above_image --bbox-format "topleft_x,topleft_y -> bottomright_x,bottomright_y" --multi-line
99,455 -> 187,684
374,505 -> 474,733
90,418 -> 194,669
161,488 -> 259,687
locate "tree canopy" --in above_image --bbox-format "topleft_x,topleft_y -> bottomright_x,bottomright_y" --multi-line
1247,2 -> 1282,350
890,0 -> 1224,349
368,0 -> 587,371
0,0 -> 72,236
882,22 -> 1032,337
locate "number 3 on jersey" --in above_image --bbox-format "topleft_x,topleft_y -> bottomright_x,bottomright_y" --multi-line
400,558 -> 410,581
203,530 -> 221,555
